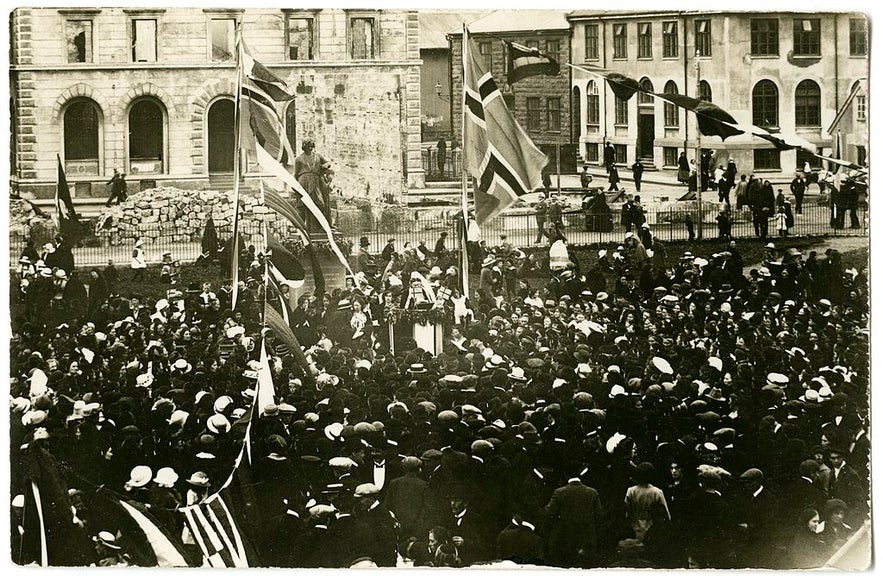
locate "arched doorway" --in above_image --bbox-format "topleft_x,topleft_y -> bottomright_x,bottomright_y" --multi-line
207,98 -> 235,173
637,78 -> 655,161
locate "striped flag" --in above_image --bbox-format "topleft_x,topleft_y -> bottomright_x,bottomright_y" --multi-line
263,185 -> 326,295
505,40 -> 559,84
264,303 -> 312,373
238,38 -> 295,164
88,487 -> 193,567
55,155 -> 84,241
180,490 -> 256,567
267,233 -> 305,289
462,26 -> 548,225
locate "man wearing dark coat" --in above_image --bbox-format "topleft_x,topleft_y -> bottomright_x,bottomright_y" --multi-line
383,456 -> 430,539
544,473 -> 605,568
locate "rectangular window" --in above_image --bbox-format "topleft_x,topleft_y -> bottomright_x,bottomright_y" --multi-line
586,93 -> 599,125
546,97 -> 561,132
797,149 -> 822,169
525,39 -> 539,50
614,144 -> 627,164
66,19 -> 93,63
132,18 -> 157,62
350,17 -> 375,59
479,41 -> 492,71
286,14 -> 314,60
664,101 -> 679,127
526,97 -> 541,130
614,97 -> 628,125
663,21 -> 678,58
585,24 -> 599,60
856,94 -> 866,122
210,18 -> 235,62
754,148 -> 781,170
850,18 -> 867,56
585,143 -> 599,162
695,19 -> 711,57
663,146 -> 678,167
545,39 -> 560,59
638,22 -> 652,59
793,18 -> 820,56
750,18 -> 779,56
613,24 -> 627,59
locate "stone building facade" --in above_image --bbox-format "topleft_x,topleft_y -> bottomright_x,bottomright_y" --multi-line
449,11 -> 576,174
9,8 -> 424,201
567,11 -> 869,178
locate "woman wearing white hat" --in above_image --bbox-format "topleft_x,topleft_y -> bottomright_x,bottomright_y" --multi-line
130,238 -> 147,282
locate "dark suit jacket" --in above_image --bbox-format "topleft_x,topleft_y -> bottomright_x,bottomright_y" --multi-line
384,474 -> 430,538
545,480 -> 604,564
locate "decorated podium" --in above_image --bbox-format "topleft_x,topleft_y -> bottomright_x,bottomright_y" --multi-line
384,273 -> 449,356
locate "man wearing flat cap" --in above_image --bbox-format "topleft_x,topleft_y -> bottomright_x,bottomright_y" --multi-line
733,467 -> 779,568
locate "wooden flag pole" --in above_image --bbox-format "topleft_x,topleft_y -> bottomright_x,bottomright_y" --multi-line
230,23 -> 245,310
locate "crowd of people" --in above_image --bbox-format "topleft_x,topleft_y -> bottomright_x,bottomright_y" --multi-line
10,222 -> 870,568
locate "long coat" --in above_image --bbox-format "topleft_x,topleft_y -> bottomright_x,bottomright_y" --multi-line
544,480 -> 604,567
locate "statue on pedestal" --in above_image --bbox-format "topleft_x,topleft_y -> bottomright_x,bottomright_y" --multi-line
294,139 -> 334,233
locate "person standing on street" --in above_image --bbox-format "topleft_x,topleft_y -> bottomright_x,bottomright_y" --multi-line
106,169 -> 128,206
677,151 -> 689,184
631,161 -> 644,192
548,196 -> 567,242
608,165 -> 621,191
685,213 -> 695,241
580,165 -> 593,190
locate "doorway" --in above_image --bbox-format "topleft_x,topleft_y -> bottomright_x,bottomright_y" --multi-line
207,98 -> 235,173
637,113 -> 655,160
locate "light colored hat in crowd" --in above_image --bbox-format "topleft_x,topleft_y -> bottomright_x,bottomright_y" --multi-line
153,467 -> 179,488
125,465 -> 153,490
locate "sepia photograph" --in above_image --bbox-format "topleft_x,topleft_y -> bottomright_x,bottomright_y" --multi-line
7,4 -> 871,569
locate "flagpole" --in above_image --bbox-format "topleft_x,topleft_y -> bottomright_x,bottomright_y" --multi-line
460,24 -> 470,301
230,23 -> 245,310
694,50 -> 703,240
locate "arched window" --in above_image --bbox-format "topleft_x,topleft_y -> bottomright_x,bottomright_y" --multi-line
852,80 -> 866,122
795,80 -> 821,127
64,98 -> 101,174
752,80 -> 779,128
128,98 -> 165,173
285,101 -> 297,152
586,80 -> 599,126
698,80 -> 712,102
663,80 -> 679,127
638,78 -> 654,105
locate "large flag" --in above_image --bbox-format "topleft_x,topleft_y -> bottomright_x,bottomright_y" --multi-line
267,232 -> 305,289
239,38 -> 295,164
264,303 -> 312,374
650,92 -> 745,140
463,27 -> 548,225
88,487 -> 193,567
18,445 -> 91,566
55,155 -> 84,241
236,35 -> 356,283
505,40 -> 559,84
263,186 -> 326,295
180,489 -> 257,567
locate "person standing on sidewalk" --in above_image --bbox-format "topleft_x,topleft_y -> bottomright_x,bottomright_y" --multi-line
685,213 -> 695,241
548,196 -> 567,242
608,165 -> 621,191
604,142 -> 616,173
534,193 -> 549,244
631,161 -> 644,192
790,173 -> 806,214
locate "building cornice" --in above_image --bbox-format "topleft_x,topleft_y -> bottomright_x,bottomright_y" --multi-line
10,61 -> 423,73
